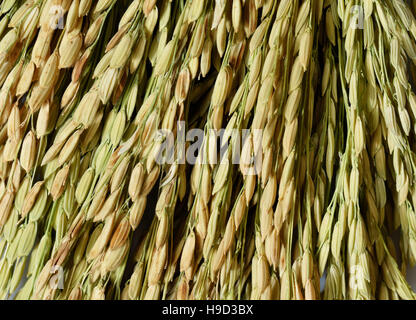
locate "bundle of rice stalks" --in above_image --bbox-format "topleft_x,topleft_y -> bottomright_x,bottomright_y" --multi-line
0,0 -> 416,301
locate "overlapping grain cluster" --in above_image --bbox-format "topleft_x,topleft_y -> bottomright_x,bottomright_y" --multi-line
0,0 -> 416,300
